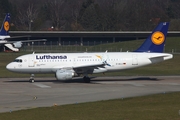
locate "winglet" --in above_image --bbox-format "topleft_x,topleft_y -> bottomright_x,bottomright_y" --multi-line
134,22 -> 169,53
0,13 -> 10,36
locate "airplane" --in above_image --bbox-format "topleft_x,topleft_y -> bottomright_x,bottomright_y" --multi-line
0,13 -> 46,52
6,22 -> 173,83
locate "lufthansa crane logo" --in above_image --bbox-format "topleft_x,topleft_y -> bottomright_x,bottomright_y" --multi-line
96,55 -> 102,60
151,31 -> 165,45
4,21 -> 9,31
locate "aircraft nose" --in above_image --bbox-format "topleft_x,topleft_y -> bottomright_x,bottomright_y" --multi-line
6,63 -> 14,71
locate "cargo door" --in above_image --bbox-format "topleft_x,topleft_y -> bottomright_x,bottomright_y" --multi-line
132,54 -> 138,65
28,55 -> 35,67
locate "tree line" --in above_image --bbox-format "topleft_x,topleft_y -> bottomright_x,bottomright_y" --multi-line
0,0 -> 180,31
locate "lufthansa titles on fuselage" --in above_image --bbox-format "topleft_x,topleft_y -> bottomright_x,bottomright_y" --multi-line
36,55 -> 67,59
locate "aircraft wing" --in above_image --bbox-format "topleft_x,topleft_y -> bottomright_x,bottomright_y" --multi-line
51,62 -> 105,73
72,62 -> 106,74
73,62 -> 105,68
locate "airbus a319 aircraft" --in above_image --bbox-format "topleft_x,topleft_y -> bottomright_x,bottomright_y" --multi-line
0,13 -> 46,52
6,22 -> 173,83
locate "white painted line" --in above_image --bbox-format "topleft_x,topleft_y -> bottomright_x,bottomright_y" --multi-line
93,81 -> 145,86
130,83 -> 145,87
33,83 -> 51,88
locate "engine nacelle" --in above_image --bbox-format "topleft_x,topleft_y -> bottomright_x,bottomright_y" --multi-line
55,69 -> 74,81
13,41 -> 22,48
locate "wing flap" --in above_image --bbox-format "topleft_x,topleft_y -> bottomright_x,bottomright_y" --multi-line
73,62 -> 104,68
51,62 -> 105,73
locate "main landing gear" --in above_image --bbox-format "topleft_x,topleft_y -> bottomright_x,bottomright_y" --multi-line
29,74 -> 35,83
83,76 -> 90,83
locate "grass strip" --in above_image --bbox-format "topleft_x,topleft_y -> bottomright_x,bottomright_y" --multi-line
1,92 -> 180,120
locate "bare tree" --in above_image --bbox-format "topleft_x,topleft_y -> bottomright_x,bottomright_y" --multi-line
0,0 -> 12,20
19,4 -> 39,30
119,0 -> 170,30
94,0 -> 127,30
45,0 -> 65,30
4,0 -> 180,31
66,0 -> 84,30
12,0 -> 40,30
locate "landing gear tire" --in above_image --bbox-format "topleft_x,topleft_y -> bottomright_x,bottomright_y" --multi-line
29,74 -> 35,83
83,76 -> 90,83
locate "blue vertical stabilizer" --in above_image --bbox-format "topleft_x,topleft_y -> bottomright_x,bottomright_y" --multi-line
134,22 -> 169,53
0,13 -> 10,36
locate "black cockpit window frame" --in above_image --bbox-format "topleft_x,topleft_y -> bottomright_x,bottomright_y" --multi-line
13,59 -> 22,63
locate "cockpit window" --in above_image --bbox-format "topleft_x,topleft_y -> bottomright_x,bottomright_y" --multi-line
13,59 -> 22,63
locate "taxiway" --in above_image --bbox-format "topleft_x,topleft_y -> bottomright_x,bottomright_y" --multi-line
0,76 -> 180,113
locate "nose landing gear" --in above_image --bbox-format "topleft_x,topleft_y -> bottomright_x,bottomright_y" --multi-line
29,74 -> 35,83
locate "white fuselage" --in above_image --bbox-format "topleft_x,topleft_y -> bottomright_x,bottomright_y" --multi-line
6,52 -> 173,74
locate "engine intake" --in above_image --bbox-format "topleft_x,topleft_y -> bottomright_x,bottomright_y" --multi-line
13,41 -> 22,48
55,69 -> 74,81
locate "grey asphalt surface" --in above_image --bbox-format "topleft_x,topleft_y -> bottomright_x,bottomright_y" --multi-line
0,76 -> 180,113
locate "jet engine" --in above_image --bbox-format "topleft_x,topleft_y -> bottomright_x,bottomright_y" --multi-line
55,69 -> 74,81
13,41 -> 22,48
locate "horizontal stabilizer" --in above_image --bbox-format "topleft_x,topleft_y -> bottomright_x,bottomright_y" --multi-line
149,53 -> 173,63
